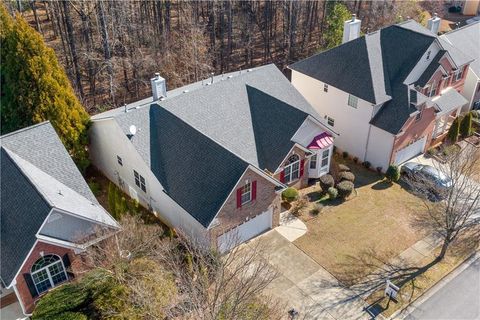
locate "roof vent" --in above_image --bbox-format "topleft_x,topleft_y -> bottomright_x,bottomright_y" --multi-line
342,14 -> 361,43
124,104 -> 128,113
151,73 -> 167,101
247,69 -> 252,72
129,125 -> 137,136
228,75 -> 233,79
183,89 -> 189,93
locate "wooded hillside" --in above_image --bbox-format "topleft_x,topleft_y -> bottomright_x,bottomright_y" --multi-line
7,1 -> 438,112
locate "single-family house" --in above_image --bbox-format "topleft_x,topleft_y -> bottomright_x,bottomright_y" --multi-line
289,17 -> 473,171
0,122 -> 119,317
440,21 -> 480,111
89,64 -> 334,253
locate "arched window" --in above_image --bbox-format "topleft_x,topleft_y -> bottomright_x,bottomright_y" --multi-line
284,154 -> 300,183
30,254 -> 68,295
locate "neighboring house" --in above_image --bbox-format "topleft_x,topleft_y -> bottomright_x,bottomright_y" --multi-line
89,64 -> 334,253
290,17 -> 473,171
440,22 -> 480,111
0,122 -> 119,317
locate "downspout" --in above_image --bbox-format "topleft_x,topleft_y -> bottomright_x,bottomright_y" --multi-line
12,282 -> 32,317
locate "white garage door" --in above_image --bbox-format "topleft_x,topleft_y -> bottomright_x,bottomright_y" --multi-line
217,209 -> 273,253
394,136 -> 427,165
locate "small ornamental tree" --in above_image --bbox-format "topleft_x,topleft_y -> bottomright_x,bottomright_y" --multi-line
324,3 -> 352,49
338,171 -> 355,183
460,112 -> 473,138
447,117 -> 460,143
385,165 -> 401,182
327,187 -> 338,199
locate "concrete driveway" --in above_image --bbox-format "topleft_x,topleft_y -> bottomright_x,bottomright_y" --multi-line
245,230 -> 370,320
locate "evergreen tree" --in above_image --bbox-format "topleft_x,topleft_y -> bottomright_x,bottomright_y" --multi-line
459,112 -> 472,138
323,3 -> 352,49
447,117 -> 460,143
0,5 -> 89,168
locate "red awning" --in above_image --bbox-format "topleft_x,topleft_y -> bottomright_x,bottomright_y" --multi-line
307,132 -> 334,150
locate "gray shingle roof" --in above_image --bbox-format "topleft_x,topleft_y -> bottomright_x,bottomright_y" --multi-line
149,106 -> 249,227
431,87 -> 468,113
1,148 -> 51,285
440,22 -> 480,75
291,20 -> 460,134
0,122 -> 97,203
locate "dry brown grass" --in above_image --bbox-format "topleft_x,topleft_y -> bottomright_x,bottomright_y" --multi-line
293,156 -> 428,284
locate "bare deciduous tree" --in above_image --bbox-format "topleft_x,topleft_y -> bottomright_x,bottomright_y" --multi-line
407,145 -> 480,261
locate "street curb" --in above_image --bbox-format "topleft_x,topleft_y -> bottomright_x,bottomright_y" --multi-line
388,251 -> 480,320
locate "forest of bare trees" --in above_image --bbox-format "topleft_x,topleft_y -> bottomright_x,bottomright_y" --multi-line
8,0 -> 440,112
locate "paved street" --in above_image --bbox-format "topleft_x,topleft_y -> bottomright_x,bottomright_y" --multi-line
405,257 -> 480,320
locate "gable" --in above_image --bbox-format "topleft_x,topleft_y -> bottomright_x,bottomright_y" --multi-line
149,106 -> 249,228
247,85 -> 309,172
0,148 -> 51,285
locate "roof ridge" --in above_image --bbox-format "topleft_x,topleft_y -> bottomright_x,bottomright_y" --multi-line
0,121 -> 51,139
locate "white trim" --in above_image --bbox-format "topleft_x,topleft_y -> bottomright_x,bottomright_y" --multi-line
273,143 -> 312,174
30,254 -> 68,296
283,154 -> 301,184
12,283 -> 31,317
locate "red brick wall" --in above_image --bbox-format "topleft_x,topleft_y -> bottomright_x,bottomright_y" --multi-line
392,105 -> 436,162
209,168 -> 281,244
272,145 -> 309,189
14,241 -> 75,314
423,56 -> 468,95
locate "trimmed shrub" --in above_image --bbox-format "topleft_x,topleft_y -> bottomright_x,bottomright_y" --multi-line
427,147 -> 437,156
447,117 -> 460,143
353,157 -> 359,164
319,174 -> 335,192
363,161 -> 371,169
471,110 -> 479,118
460,112 -> 473,138
290,196 -> 308,217
342,151 -> 349,159
338,164 -> 350,172
376,166 -> 383,173
327,187 -> 338,199
337,181 -> 354,199
385,164 -> 400,182
282,187 -> 299,203
338,171 -> 355,182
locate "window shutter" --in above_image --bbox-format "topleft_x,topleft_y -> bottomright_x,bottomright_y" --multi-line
63,253 -> 74,279
236,188 -> 242,208
252,181 -> 257,201
300,159 -> 305,177
279,170 -> 285,183
23,273 -> 38,298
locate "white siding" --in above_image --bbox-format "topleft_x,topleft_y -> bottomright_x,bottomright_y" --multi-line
291,70 -> 374,161
461,68 -> 480,111
89,119 -> 209,244
404,42 -> 442,85
365,125 -> 395,171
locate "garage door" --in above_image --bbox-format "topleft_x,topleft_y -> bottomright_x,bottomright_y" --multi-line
217,209 -> 273,253
394,136 -> 427,165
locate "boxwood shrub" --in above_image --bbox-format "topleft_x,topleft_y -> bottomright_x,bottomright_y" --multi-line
338,164 -> 350,172
327,187 -> 338,199
282,187 -> 299,203
337,181 -> 354,199
385,164 -> 400,182
319,174 -> 335,192
338,171 -> 355,183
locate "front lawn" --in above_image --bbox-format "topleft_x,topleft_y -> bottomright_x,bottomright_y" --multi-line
293,156 -> 428,285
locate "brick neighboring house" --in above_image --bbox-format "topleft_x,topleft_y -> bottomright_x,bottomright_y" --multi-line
89,64 -> 335,253
290,18 -> 474,171
0,123 -> 119,317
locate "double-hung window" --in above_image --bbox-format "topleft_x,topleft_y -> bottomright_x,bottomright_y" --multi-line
455,69 -> 464,81
134,170 -> 146,192
284,154 -> 300,183
327,117 -> 335,127
310,154 -> 317,169
348,94 -> 358,108
427,81 -> 438,97
324,84 -> 329,92
117,155 -> 123,166
240,181 -> 252,205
